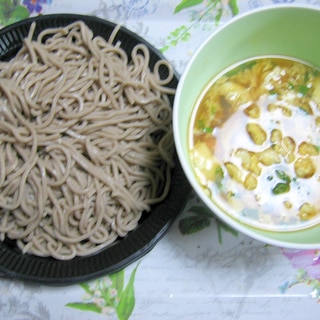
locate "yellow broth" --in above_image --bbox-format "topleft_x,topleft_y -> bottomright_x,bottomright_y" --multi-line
189,57 -> 320,231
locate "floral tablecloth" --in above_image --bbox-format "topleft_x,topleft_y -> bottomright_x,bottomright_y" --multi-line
1,1 -> 320,319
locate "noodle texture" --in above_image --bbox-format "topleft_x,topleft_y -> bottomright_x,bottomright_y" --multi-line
0,21 -> 175,260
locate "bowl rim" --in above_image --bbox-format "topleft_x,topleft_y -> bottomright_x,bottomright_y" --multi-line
173,4 -> 320,249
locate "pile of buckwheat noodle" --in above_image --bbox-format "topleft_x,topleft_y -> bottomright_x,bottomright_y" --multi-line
0,21 -> 176,260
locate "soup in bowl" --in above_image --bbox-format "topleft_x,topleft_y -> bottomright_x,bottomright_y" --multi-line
173,5 -> 320,248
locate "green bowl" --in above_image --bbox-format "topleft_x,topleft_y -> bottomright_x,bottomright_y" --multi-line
173,5 -> 320,249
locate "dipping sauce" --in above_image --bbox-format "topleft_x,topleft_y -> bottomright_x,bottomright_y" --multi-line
189,56 -> 320,231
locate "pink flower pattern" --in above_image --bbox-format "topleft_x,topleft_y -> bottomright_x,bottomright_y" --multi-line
280,249 -> 320,300
282,249 -> 320,279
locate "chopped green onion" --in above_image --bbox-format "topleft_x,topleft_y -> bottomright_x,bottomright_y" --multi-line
288,82 -> 295,90
275,169 -> 291,183
210,105 -> 217,115
197,119 -> 205,130
298,106 -> 311,115
215,166 -> 224,187
298,85 -> 309,95
203,127 -> 213,133
272,182 -> 290,195
197,119 -> 213,133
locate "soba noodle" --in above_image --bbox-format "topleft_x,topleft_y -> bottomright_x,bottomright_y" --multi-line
0,21 -> 175,260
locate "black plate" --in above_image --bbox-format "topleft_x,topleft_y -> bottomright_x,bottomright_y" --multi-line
0,14 -> 190,285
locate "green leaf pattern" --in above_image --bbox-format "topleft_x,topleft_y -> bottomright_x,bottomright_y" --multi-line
174,0 -> 204,14
0,0 -> 29,26
179,205 -> 238,243
161,0 -> 239,53
66,264 -> 139,319
279,269 -> 320,302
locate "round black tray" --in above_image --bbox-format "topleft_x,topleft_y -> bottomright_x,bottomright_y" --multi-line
0,14 -> 190,285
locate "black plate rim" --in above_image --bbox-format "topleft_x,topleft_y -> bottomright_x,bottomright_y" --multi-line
0,14 -> 191,285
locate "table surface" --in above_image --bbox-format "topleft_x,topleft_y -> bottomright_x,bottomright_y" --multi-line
1,1 -> 320,319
